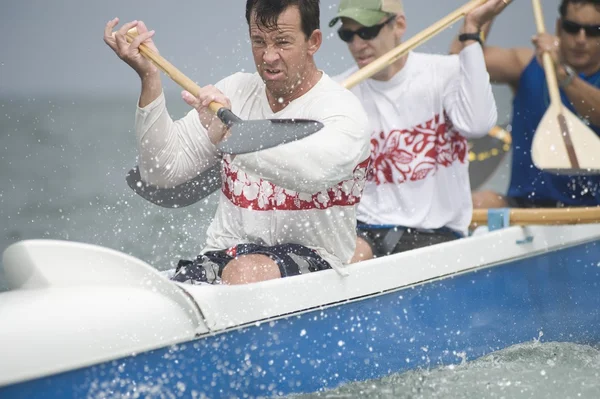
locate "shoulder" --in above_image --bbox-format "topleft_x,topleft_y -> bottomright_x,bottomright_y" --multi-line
492,47 -> 535,74
405,52 -> 461,82
305,73 -> 369,125
215,72 -> 263,96
413,51 -> 458,68
312,73 -> 365,110
514,48 -> 535,71
330,66 -> 360,85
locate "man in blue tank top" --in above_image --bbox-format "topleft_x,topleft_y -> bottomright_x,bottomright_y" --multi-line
453,0 -> 600,208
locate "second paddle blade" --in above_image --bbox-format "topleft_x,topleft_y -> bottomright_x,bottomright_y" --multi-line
217,118 -> 324,155
532,105 -> 600,175
126,165 -> 222,208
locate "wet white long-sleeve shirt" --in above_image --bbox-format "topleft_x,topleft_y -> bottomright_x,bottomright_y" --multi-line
134,72 -> 371,272
333,44 -> 498,236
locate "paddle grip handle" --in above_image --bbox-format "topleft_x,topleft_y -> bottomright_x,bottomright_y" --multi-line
342,0 -> 487,89
124,28 -> 226,115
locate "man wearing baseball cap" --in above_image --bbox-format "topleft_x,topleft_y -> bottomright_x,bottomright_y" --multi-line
329,0 -> 405,29
330,0 -> 511,261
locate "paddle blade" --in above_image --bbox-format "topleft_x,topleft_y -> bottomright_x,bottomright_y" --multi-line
217,119 -> 324,155
532,105 -> 600,175
126,165 -> 222,208
468,126 -> 511,190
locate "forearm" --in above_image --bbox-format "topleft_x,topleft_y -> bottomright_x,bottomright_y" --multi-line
135,93 -> 220,187
560,71 -> 600,126
138,72 -> 163,108
233,148 -> 366,194
450,20 -> 493,54
444,44 -> 498,138
233,117 -> 370,194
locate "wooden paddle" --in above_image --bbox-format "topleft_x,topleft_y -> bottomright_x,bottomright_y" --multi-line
530,0 -> 600,174
123,28 -> 323,155
471,206 -> 600,226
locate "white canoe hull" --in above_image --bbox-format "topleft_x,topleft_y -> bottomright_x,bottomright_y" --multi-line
0,224 -> 599,397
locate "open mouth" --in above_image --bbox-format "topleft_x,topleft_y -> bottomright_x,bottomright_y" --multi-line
263,68 -> 284,80
356,55 -> 374,66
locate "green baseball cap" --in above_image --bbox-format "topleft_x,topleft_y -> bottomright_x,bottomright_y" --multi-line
328,0 -> 404,28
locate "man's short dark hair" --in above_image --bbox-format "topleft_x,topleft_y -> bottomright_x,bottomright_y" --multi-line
245,0 -> 320,39
559,0 -> 600,17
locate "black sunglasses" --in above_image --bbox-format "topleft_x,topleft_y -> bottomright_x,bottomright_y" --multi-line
337,15 -> 396,43
561,19 -> 600,37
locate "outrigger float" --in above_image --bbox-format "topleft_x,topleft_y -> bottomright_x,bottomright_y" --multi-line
0,207 -> 599,398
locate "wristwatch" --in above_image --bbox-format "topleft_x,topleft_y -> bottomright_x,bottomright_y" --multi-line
458,31 -> 485,45
559,64 -> 576,88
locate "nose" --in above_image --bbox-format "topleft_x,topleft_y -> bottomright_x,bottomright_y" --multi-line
262,46 -> 280,65
349,35 -> 368,51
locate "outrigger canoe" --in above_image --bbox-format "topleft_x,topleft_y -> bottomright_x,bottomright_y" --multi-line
0,217 -> 599,398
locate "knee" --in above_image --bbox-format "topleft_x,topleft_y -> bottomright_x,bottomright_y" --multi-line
350,237 -> 374,263
221,254 -> 281,285
472,190 -> 508,209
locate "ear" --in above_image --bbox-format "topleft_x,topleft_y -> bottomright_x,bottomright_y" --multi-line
307,29 -> 323,55
555,17 -> 562,36
394,14 -> 407,41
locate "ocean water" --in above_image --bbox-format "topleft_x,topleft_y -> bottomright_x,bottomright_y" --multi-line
0,94 -> 220,291
290,340 -> 600,399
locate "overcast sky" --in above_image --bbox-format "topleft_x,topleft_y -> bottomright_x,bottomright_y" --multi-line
0,0 -> 559,98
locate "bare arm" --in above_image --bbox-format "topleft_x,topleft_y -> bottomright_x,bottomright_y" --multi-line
104,19 -> 163,107
452,34 -> 533,90
559,67 -> 600,126
138,74 -> 163,108
482,46 -> 533,89
533,34 -> 600,126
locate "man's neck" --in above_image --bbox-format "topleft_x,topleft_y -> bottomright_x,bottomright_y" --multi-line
370,53 -> 409,82
267,64 -> 322,112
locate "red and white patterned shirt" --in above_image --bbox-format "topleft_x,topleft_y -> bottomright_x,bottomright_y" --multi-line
334,44 -> 497,236
135,72 -> 371,271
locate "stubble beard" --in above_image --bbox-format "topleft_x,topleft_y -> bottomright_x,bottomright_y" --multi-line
265,71 -> 305,102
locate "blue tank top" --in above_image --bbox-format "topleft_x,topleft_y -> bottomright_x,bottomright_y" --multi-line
508,57 -> 600,205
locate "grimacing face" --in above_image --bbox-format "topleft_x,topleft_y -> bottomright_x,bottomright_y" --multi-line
249,6 -> 321,102
340,15 -> 405,80
558,2 -> 600,74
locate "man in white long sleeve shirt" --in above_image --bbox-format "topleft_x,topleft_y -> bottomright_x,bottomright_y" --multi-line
330,0 -> 503,262
103,0 -> 371,284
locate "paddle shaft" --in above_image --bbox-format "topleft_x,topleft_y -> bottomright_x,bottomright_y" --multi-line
124,29 -> 223,114
471,207 -> 600,225
342,0 -> 487,89
531,0 -> 579,168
